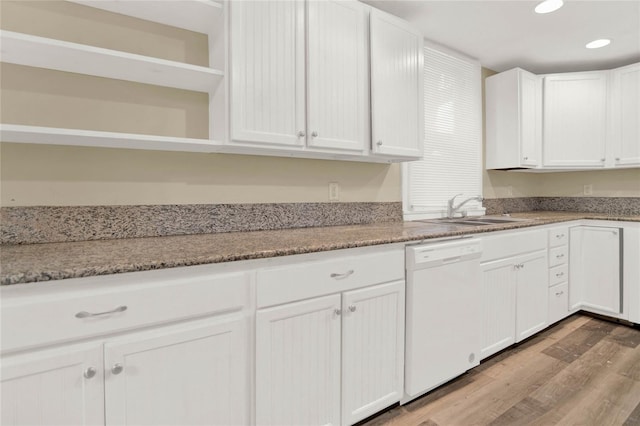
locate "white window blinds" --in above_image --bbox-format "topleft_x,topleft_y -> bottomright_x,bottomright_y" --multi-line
403,43 -> 483,220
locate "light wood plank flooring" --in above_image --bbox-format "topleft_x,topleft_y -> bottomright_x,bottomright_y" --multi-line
363,314 -> 640,426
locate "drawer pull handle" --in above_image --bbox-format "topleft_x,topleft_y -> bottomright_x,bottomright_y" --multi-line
556,254 -> 565,259
330,270 -> 354,280
556,234 -> 565,239
556,272 -> 565,278
348,305 -> 357,313
556,291 -> 564,296
75,305 -> 127,319
83,367 -> 97,379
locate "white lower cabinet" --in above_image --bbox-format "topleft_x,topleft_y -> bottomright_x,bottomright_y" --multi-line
480,232 -> 548,360
570,225 -> 623,317
1,268 -> 252,426
256,281 -> 404,426
1,343 -> 104,426
105,316 -> 248,426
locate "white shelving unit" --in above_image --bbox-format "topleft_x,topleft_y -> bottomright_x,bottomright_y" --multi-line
0,0 -> 227,150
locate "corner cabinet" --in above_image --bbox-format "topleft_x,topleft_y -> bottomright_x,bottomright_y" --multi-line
369,8 -> 424,160
543,72 -> 608,168
485,68 -> 541,169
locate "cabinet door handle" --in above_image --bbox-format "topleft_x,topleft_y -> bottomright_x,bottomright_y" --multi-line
83,367 -> 97,379
330,270 -> 354,280
348,305 -> 357,313
615,157 -> 620,161
523,156 -> 528,160
334,309 -> 342,317
311,131 -> 318,137
75,305 -> 127,319
297,130 -> 306,138
376,140 -> 383,146
556,290 -> 564,296
600,158 -> 605,162
111,363 -> 124,375
556,272 -> 565,277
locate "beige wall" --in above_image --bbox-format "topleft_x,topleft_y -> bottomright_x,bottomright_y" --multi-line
0,2 -> 636,208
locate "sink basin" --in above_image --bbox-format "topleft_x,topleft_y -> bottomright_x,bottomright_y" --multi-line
419,216 -> 530,227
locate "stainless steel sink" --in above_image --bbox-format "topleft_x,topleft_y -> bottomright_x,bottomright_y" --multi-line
419,216 -> 530,227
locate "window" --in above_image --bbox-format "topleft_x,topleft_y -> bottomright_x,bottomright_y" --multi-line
403,42 -> 483,220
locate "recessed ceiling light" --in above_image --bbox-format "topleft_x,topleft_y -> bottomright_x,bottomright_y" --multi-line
586,39 -> 611,49
535,0 -> 564,14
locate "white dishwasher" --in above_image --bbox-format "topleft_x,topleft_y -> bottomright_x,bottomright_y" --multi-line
403,237 -> 483,403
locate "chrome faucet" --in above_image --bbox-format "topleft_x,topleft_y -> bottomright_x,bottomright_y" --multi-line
447,194 -> 484,218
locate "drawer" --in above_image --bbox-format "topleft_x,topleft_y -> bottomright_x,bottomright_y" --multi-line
549,264 -> 568,287
548,227 -> 569,247
548,283 -> 569,324
481,229 -> 547,263
1,270 -> 249,353
549,245 -> 568,267
257,247 -> 404,308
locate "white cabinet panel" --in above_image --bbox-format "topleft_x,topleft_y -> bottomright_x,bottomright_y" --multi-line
570,226 -> 622,317
342,281 -> 404,425
230,0 -> 305,147
1,343 -> 104,426
516,252 -> 548,342
370,8 -> 423,158
104,316 -> 248,426
480,259 -> 516,359
548,283 -> 569,325
256,294 -> 341,426
611,63 -> 640,167
485,68 -> 541,169
307,0 -> 368,152
543,72 -> 608,167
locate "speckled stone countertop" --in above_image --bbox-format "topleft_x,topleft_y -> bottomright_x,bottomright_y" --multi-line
2,211 -> 639,286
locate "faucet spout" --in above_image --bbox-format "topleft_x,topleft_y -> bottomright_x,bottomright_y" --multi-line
447,194 -> 484,218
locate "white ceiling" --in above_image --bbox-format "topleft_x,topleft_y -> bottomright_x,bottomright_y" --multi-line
363,0 -> 640,73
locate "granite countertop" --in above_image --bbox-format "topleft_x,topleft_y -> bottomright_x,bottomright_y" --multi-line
2,211 -> 639,286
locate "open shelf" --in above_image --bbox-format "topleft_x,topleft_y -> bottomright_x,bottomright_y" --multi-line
0,30 -> 223,93
0,124 -> 219,153
67,0 -> 223,36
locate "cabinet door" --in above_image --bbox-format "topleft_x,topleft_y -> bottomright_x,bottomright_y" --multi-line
370,8 -> 423,158
342,281 -> 405,425
570,226 -> 622,316
480,258 -> 517,360
515,251 -> 549,342
611,63 -> 640,166
307,0 -> 368,152
519,70 -> 542,167
104,315 -> 248,426
230,0 -> 306,147
543,72 -> 608,167
256,294 -> 341,426
1,343 -> 104,426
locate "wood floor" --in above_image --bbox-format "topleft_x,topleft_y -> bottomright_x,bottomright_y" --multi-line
363,314 -> 640,426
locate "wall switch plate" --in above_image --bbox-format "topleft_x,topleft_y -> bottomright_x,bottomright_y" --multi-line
329,182 -> 340,201
583,184 -> 593,196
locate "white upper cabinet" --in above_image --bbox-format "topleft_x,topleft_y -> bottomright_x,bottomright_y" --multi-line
230,0 -> 369,154
370,8 -> 424,159
307,0 -> 369,152
543,71 -> 608,168
229,0 -> 306,147
611,62 -> 640,167
485,68 -> 541,169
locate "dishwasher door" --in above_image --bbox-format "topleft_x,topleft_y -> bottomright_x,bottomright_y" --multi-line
404,240 -> 482,401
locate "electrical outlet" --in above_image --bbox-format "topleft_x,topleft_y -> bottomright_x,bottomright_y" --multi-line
583,184 -> 593,196
329,182 -> 340,201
